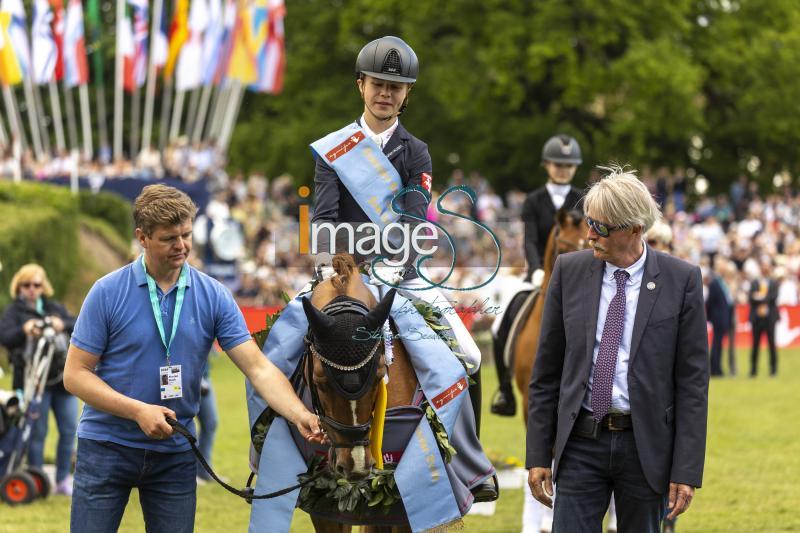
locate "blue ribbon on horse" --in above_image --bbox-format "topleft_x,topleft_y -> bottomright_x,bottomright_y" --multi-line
246,283 -> 471,533
309,122 -> 404,246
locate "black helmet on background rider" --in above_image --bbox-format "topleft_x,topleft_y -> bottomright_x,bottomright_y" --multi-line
541,134 -> 582,165
355,36 -> 418,84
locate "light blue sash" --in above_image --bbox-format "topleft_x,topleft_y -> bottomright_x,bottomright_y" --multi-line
246,281 -> 469,532
310,122 -> 403,230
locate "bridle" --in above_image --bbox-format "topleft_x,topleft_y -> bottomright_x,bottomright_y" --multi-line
303,299 -> 384,451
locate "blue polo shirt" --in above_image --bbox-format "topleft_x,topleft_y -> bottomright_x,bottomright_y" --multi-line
71,258 -> 252,452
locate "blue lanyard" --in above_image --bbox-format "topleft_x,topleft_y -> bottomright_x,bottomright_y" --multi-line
35,297 -> 44,315
141,255 -> 188,366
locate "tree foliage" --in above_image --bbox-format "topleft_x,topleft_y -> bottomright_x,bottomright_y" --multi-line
162,0 -> 800,192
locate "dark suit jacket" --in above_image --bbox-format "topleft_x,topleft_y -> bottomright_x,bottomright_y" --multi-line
312,118 -> 431,277
706,276 -> 732,330
747,278 -> 779,325
521,186 -> 583,279
525,246 -> 709,493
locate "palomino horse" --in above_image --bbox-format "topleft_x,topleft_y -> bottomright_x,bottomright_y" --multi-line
513,210 -> 588,424
302,254 -> 417,533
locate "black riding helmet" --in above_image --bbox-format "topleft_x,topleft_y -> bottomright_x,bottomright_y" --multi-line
355,36 -> 418,83
541,134 -> 582,165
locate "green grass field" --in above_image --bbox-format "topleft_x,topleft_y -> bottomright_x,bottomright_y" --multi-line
1,348 -> 798,532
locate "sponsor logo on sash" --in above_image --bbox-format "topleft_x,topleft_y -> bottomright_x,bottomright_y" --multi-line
431,377 -> 468,409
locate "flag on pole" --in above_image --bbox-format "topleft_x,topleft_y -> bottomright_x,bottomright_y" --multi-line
122,0 -> 148,91
200,0 -> 222,85
50,0 -> 65,81
32,0 -> 57,84
1,0 -> 31,76
153,0 -> 168,68
63,0 -> 88,88
0,11 -> 22,85
119,10 -> 135,91
250,0 -> 283,94
226,0 -> 262,85
175,0 -> 209,91
164,0 -> 188,78
211,0 -> 236,85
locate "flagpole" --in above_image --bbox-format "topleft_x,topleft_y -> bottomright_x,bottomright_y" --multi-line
207,82 -> 228,142
158,76 -> 173,153
184,86 -> 200,140
33,84 -> 51,156
130,86 -> 141,158
192,82 -> 212,143
48,81 -> 66,153
217,79 -> 242,153
79,83 -> 93,160
113,0 -> 125,160
141,0 -> 163,155
0,109 -> 7,146
7,87 -> 28,152
62,82 -> 79,151
169,88 -> 185,141
22,77 -> 45,161
94,80 -> 109,160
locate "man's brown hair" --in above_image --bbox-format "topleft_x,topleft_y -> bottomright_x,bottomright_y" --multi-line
133,184 -> 197,236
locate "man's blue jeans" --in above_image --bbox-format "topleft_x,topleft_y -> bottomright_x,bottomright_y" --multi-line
70,438 -> 197,533
553,428 -> 666,533
28,387 -> 78,483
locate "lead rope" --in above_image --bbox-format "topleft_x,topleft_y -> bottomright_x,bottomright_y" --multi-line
166,417 -> 324,503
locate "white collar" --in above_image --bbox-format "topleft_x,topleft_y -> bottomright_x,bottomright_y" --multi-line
604,242 -> 647,281
360,114 -> 399,149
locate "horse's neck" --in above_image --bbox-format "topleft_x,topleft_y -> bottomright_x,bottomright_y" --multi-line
385,339 -> 418,409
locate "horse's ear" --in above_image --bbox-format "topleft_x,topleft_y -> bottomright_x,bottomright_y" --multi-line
555,208 -> 568,225
364,289 -> 396,331
302,297 -> 336,334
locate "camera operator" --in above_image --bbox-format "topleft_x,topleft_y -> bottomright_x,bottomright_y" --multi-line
0,264 -> 77,496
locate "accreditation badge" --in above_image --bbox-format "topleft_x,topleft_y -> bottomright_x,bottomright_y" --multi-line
159,365 -> 183,400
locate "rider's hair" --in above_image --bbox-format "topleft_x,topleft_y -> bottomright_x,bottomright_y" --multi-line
584,164 -> 662,233
133,184 -> 198,236
9,263 -> 54,299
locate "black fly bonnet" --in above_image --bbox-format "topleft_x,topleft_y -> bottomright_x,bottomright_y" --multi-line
302,289 -> 396,448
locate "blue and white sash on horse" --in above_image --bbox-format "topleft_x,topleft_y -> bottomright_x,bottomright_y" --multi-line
246,283 -> 471,533
310,122 -> 403,245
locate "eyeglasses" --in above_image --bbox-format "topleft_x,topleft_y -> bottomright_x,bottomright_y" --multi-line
20,282 -> 43,289
585,216 -> 627,238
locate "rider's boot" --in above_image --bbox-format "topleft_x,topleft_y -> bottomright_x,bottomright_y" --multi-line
490,330 -> 516,416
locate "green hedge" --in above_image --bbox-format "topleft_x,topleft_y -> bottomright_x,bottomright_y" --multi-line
78,190 -> 133,241
0,203 -> 79,309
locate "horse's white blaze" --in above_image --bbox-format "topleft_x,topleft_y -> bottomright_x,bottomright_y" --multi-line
350,400 -> 367,473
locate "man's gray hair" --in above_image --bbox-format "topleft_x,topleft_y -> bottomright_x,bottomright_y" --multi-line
584,165 -> 662,232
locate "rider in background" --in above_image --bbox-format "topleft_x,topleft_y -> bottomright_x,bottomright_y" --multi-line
0,263 -> 77,495
490,134 -> 584,416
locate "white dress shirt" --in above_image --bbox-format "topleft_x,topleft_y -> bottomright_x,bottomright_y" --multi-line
361,114 -> 399,149
545,182 -> 571,210
582,243 -> 648,414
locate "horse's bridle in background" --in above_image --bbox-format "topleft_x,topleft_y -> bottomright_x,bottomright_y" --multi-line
303,299 -> 384,451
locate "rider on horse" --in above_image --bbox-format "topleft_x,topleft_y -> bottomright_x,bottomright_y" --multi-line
311,35 -> 483,417
490,134 -> 585,416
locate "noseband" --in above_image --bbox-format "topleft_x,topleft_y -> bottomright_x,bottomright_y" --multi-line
304,299 -> 383,450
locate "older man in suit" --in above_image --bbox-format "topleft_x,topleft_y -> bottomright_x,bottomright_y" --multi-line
748,263 -> 780,377
526,167 -> 709,532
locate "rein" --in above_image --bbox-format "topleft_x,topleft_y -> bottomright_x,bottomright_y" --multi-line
166,417 -> 325,503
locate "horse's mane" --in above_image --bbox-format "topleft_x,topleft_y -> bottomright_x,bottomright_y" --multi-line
330,254 -> 357,293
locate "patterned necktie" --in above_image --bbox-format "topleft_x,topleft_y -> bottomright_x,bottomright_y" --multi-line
591,269 -> 630,421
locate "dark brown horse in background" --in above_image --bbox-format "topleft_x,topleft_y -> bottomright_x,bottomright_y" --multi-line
302,254 -> 417,533
513,210 -> 589,425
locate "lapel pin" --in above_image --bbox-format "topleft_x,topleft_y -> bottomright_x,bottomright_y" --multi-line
647,282 -> 656,290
